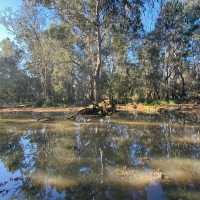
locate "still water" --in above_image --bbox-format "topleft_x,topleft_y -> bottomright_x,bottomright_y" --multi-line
0,116 -> 200,200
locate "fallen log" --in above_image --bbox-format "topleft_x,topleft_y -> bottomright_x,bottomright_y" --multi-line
37,116 -> 55,122
66,100 -> 116,120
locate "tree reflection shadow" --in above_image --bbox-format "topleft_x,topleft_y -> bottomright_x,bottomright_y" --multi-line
0,119 -> 200,199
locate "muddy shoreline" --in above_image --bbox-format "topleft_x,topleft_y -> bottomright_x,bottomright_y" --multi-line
0,104 -> 199,124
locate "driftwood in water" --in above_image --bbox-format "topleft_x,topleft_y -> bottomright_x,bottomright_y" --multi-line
67,100 -> 116,120
37,116 -> 55,122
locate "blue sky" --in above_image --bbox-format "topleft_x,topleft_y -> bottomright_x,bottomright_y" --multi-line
0,0 -> 160,42
0,0 -> 22,41
142,0 -> 161,32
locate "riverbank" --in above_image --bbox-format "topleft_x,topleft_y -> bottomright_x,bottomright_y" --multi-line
117,103 -> 200,124
0,103 -> 199,116
0,106 -> 83,113
0,103 -> 199,123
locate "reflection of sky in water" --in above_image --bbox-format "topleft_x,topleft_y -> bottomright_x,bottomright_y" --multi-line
0,161 -> 22,200
0,129 -> 38,199
146,181 -> 166,200
20,129 -> 37,172
0,129 -> 66,200
42,185 -> 66,200
130,143 -> 142,166
0,119 -> 200,199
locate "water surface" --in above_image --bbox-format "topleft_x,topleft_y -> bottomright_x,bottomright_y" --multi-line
0,116 -> 200,200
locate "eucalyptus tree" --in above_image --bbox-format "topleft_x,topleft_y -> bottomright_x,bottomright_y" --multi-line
1,2 -> 49,101
5,0 -> 200,104
27,0 -> 156,103
0,38 -> 31,104
153,0 -> 190,99
184,0 -> 200,96
138,34 -> 161,100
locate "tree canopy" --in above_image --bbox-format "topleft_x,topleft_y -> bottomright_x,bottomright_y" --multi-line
0,0 -> 199,105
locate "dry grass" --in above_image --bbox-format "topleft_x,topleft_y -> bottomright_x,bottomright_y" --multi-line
117,103 -> 200,115
0,104 -> 199,115
0,107 -> 83,113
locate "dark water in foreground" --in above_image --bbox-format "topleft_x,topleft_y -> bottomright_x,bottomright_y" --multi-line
0,116 -> 200,200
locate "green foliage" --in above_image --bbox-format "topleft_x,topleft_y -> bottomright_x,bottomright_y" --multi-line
0,0 -> 199,105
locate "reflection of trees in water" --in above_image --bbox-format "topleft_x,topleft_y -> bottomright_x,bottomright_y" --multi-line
160,122 -> 173,158
78,123 -> 151,169
76,124 -> 130,166
1,121 -> 200,199
76,123 -> 154,170
0,129 -> 34,198
77,122 -> 200,169
0,126 -> 57,172
0,132 -> 23,172
131,123 -> 200,160
30,127 -> 57,168
1,122 -> 200,171
0,125 -> 59,199
64,183 -> 146,200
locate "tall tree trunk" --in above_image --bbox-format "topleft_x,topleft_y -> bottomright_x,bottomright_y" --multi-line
179,70 -> 186,98
44,64 -> 48,101
93,0 -> 103,103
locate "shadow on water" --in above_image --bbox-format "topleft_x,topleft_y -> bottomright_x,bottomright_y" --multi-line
0,115 -> 200,199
